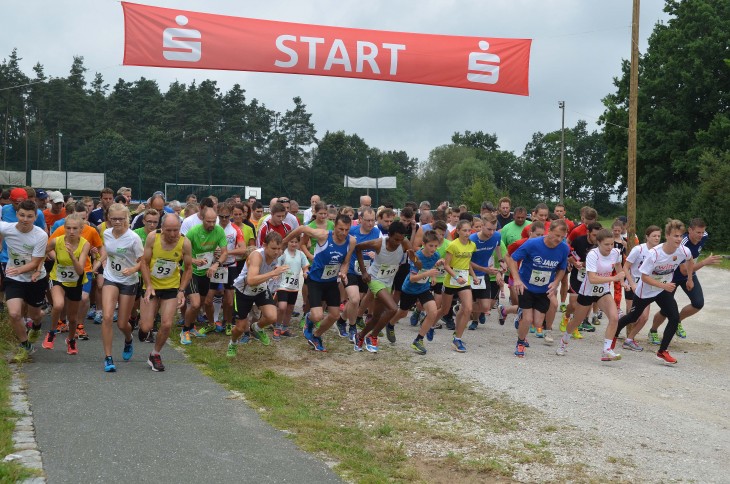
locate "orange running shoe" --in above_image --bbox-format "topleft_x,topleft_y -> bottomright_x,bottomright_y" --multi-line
76,324 -> 89,340
57,321 -> 69,333
66,338 -> 78,355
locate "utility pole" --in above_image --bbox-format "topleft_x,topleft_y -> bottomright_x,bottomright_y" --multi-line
627,0 -> 640,250
58,132 -> 63,171
558,101 -> 565,205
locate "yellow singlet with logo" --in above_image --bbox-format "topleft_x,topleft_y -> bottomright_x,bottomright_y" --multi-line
50,235 -> 89,287
149,234 -> 185,290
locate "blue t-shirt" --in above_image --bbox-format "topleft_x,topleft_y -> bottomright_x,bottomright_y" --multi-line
51,217 -> 66,234
0,205 -> 47,263
401,250 -> 441,295
88,207 -> 104,227
511,237 -> 569,294
309,232 -> 350,283
673,231 -> 707,283
469,231 -> 501,278
347,225 -> 381,275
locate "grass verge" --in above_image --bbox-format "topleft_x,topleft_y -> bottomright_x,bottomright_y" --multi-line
0,315 -> 38,482
177,328 -> 606,483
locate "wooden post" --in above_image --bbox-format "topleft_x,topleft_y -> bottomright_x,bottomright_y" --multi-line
627,0 -> 640,250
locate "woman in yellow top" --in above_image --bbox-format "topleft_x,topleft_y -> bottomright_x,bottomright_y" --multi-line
440,219 -> 478,353
42,213 -> 91,355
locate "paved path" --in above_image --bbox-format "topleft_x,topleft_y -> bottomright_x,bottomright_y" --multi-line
22,321 -> 341,483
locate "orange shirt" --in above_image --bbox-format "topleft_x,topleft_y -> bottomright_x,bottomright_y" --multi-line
43,208 -> 66,231
50,224 -> 102,273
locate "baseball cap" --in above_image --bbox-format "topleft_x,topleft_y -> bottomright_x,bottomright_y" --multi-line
36,189 -> 48,200
10,188 -> 27,201
49,191 -> 65,204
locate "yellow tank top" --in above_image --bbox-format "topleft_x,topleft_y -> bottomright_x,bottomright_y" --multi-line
149,233 -> 185,290
50,235 -> 89,287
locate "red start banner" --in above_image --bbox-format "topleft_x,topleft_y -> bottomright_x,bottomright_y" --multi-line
122,2 -> 532,95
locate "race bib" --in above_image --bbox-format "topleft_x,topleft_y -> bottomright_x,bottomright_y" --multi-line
152,259 -> 177,279
591,285 -> 605,295
435,266 -> 446,278
633,276 -> 640,284
449,269 -> 469,287
243,283 -> 267,297
470,276 -> 486,289
652,273 -> 672,284
414,270 -> 431,285
10,251 -> 29,267
529,269 -> 550,287
322,264 -> 340,280
577,268 -> 586,282
107,255 -> 127,277
56,264 -> 79,283
376,264 -> 398,281
280,271 -> 300,290
209,266 -> 229,282
354,259 -> 371,275
196,251 -> 214,270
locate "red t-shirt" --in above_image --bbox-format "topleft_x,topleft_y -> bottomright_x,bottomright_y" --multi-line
257,220 -> 292,247
567,223 -> 588,244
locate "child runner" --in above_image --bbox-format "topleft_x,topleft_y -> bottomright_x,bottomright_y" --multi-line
275,235 -> 309,340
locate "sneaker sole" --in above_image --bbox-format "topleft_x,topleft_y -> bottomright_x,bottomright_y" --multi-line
147,359 -> 165,371
656,355 -> 677,364
411,345 -> 426,355
601,355 -> 622,361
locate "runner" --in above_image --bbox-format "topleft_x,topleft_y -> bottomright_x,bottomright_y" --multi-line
256,203 -> 292,248
352,222 -> 416,353
508,220 -> 569,358
42,191 -> 66,232
88,187 -> 114,227
95,203 -> 144,372
648,218 -> 721,342
438,219 -> 478,353
302,194 -> 320,225
139,214 -> 193,371
467,213 -> 505,331
228,232 -> 288,354
2,200 -> 49,356
180,206 -> 228,342
556,228 -> 625,361
42,214 -> 90,354
496,197 -> 513,230
614,219 -> 693,364
620,225 -> 662,351
283,214 -> 356,352
180,197 -> 216,236
274,234 -> 309,341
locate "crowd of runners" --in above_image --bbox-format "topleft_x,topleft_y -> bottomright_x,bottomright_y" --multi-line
0,186 -> 721,372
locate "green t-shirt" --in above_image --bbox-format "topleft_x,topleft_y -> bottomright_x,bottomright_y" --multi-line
134,227 -> 150,246
185,224 -> 227,276
435,238 -> 450,283
307,219 -> 334,253
500,220 -> 530,247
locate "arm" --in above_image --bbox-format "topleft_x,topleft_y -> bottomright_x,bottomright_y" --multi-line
282,225 -> 326,246
93,245 -> 107,272
246,251 -> 289,286
69,241 -> 90,277
207,243 -> 229,278
177,239 -> 194,308
339,236 -> 357,282
299,232 -> 315,261
443,252 -> 466,285
640,273 -> 676,292
402,239 -> 421,270
355,238 -> 380,283
684,257 -> 695,290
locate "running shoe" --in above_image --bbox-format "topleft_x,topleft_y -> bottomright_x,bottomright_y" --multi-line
87,305 -> 96,319
356,316 -> 365,329
104,356 -> 116,372
522,338 -> 530,348
148,353 -> 165,371
410,310 -> 420,326
129,317 -> 139,331
498,304 -> 506,325
411,338 -> 427,355
676,323 -> 687,339
514,340 -> 525,358
76,324 -> 89,340
57,321 -> 69,333
556,339 -> 567,356
579,320 -> 596,332
16,343 -> 36,359
190,327 -> 207,338
311,335 -> 326,352
601,349 -> 622,361
292,311 -> 301,318
197,324 -> 215,336
299,315 -> 307,329
93,311 -> 103,325
215,322 -> 225,333
180,330 -> 192,345
336,319 -> 348,338
559,314 -> 568,333
544,330 -> 554,344
622,339 -> 644,352
196,314 -> 208,324
353,332 -> 364,352
348,325 -> 357,343
226,342 -> 238,358
122,339 -> 134,361
536,326 -> 544,338
386,324 -> 396,343
656,350 -> 677,364
559,303 -> 567,313
280,327 -> 293,338
648,331 -> 661,345
597,309 -> 604,320
272,326 -> 282,342
42,331 -> 56,350
239,332 -> 251,344
426,327 -> 435,342
252,327 -> 271,346
572,329 -> 583,339
478,313 -> 486,325
432,321 -> 443,330
225,323 -> 232,336
365,335 -> 378,353
468,321 -> 478,331
529,325 -> 536,334
66,338 -> 78,355
113,310 -> 118,322
27,326 -> 41,343
452,337 -> 467,353
514,308 -> 522,329
176,319 -> 185,327
443,315 -> 455,331
303,314 -> 315,342
143,331 -> 156,343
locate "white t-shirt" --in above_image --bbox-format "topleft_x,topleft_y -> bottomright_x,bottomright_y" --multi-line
277,249 -> 309,292
0,222 -> 48,282
103,228 -> 144,285
180,213 -> 203,236
637,243 -> 691,299
625,243 -> 650,286
579,247 -> 621,297
302,208 -> 314,225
